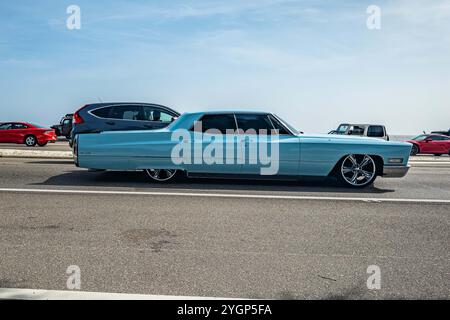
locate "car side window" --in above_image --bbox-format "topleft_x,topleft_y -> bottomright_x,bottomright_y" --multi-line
110,106 -> 141,120
12,124 -> 28,129
92,105 -> 176,122
0,123 -> 12,130
191,114 -> 237,134
142,107 -> 175,123
235,114 -> 274,135
91,107 -> 113,118
430,136 -> 444,141
367,126 -> 385,137
349,126 -> 365,135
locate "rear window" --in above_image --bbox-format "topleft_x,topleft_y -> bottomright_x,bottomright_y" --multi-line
367,126 -> 385,137
29,123 -> 45,128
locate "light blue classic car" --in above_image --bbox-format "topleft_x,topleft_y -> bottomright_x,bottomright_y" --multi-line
73,111 -> 412,188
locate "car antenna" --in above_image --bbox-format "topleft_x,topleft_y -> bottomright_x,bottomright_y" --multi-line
97,97 -> 103,103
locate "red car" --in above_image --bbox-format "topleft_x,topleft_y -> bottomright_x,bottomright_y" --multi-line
0,122 -> 57,147
407,134 -> 450,156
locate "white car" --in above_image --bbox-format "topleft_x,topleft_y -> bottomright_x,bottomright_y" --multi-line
330,124 -> 390,141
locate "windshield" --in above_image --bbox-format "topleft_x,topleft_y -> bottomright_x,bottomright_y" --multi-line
272,114 -> 300,135
412,134 -> 428,141
336,124 -> 349,134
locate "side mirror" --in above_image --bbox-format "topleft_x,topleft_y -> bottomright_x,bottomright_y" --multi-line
347,130 -> 353,135
425,138 -> 432,142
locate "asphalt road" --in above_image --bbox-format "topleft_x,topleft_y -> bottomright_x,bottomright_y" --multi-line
0,158 -> 449,299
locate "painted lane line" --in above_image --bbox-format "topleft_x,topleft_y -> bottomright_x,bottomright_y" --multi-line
0,188 -> 449,204
0,288 -> 237,300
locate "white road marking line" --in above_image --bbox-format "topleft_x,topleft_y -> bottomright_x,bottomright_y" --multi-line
0,188 -> 449,204
0,288 -> 236,300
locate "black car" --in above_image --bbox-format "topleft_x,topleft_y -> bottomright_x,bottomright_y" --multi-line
71,103 -> 180,145
431,129 -> 450,136
51,114 -> 73,138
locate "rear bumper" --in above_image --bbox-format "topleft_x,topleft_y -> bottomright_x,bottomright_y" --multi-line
37,134 -> 57,144
383,165 -> 410,178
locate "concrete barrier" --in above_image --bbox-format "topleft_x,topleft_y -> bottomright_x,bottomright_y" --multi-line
0,149 -> 72,159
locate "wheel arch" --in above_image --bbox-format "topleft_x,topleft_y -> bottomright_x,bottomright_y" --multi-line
328,154 -> 384,177
411,142 -> 420,151
23,134 -> 37,143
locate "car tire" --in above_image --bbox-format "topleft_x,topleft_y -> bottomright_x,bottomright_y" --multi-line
144,169 -> 181,182
24,135 -> 37,147
38,142 -> 48,147
336,154 -> 377,188
410,144 -> 419,156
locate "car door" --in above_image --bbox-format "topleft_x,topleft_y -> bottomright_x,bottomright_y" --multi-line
186,113 -> 242,174
421,135 -> 444,153
440,136 -> 450,153
102,105 -> 148,131
430,135 -> 449,153
236,114 -> 300,176
10,123 -> 29,143
0,123 -> 12,142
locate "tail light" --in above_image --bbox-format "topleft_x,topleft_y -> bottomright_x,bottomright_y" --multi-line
45,130 -> 54,134
73,111 -> 84,124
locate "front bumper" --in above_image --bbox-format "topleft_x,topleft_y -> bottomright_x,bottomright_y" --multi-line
383,165 -> 410,178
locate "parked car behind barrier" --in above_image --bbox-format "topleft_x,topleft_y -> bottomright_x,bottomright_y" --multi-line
0,122 -> 57,147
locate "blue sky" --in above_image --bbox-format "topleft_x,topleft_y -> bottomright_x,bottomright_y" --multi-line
0,0 -> 449,134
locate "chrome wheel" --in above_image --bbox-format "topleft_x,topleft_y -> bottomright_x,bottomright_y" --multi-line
145,169 -> 177,182
340,154 -> 376,187
25,136 -> 36,147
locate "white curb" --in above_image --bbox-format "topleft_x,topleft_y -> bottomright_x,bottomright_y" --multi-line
0,288 -> 236,300
0,149 -> 72,159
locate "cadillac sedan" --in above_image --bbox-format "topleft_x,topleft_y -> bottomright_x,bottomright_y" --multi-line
73,111 -> 412,188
